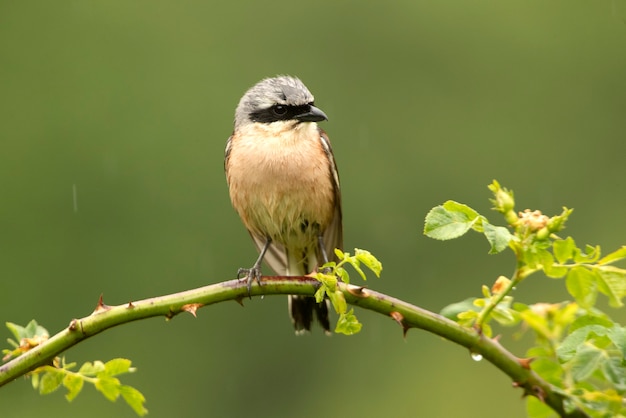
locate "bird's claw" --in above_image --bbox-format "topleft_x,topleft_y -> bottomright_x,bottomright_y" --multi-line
237,267 -> 262,299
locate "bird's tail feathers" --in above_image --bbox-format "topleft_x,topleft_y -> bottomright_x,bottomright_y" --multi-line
288,295 -> 331,335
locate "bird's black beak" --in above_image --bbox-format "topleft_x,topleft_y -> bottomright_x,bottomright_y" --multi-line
295,105 -> 328,123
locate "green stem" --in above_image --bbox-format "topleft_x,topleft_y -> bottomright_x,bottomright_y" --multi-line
0,277 -> 588,418
475,265 -> 531,329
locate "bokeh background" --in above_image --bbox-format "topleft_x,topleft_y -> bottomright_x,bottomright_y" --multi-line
2,1 -> 626,417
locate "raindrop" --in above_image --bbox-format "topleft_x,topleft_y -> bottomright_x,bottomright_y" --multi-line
470,352 -> 483,362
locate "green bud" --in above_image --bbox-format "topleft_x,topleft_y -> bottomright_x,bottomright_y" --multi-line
536,227 -> 550,240
504,210 -> 519,226
489,181 -> 515,214
547,207 -> 573,233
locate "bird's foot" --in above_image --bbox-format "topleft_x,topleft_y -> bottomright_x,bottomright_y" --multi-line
237,266 -> 262,299
318,265 -> 333,275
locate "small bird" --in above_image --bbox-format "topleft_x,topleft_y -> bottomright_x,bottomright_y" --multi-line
224,76 -> 342,334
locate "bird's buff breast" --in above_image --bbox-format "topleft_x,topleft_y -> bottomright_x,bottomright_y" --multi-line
227,123 -> 336,245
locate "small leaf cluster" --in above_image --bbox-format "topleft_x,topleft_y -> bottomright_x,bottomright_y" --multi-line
315,248 -> 382,335
32,357 -> 147,416
425,180 -> 626,418
521,305 -> 626,417
440,277 -> 520,338
2,321 -> 147,416
2,320 -> 49,361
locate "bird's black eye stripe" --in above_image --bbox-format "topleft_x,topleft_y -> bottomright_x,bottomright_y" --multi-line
273,105 -> 287,115
250,104 -> 312,123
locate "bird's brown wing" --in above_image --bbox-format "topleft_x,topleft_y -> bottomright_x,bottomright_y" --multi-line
319,129 -> 343,264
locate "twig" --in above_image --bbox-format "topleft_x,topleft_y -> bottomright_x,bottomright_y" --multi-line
0,276 -> 588,417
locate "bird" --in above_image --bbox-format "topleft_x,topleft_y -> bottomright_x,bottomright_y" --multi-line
224,76 -> 342,334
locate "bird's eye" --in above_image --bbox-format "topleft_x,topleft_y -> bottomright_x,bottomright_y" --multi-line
272,105 -> 287,115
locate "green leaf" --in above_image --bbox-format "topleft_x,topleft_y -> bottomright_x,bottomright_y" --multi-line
598,246 -> 626,265
5,322 -> 25,341
315,272 -> 337,292
336,266 -> 349,284
570,314 -> 614,333
334,248 -> 345,261
601,358 -> 626,390
95,376 -> 121,402
553,237 -> 575,264
442,200 -> 480,219
482,221 -> 514,254
314,285 -> 326,304
529,357 -> 564,387
490,303 -> 518,326
557,325 -> 608,362
473,298 -> 486,308
543,263 -> 568,279
6,320 -> 48,341
31,372 -> 40,390
347,259 -> 367,281
61,359 -> 77,371
335,309 -> 362,335
568,343 -> 604,381
63,373 -> 84,402
327,290 -> 347,315
457,310 -> 478,320
595,266 -> 626,308
78,361 -> 106,377
573,244 -> 601,264
423,201 -> 480,240
24,320 -> 39,337
354,248 -> 382,277
517,307 -> 552,338
480,322 -> 493,338
103,358 -> 134,377
439,298 -> 479,321
521,248 -> 551,271
39,369 -> 64,395
607,325 -> 626,361
565,267 -> 597,309
535,249 -> 555,273
120,385 -> 148,416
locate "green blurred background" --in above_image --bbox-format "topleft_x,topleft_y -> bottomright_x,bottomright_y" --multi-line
2,1 -> 626,417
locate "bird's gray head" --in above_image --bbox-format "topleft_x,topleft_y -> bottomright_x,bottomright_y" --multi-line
234,76 -> 328,129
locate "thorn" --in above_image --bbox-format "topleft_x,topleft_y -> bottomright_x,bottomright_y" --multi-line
346,285 -> 367,297
68,319 -> 79,331
165,309 -> 175,320
531,385 -> 545,402
93,294 -> 110,314
182,303 -> 203,318
234,295 -> 245,307
390,311 -> 410,337
518,385 -> 534,400
127,301 -> 135,309
390,311 -> 403,324
518,357 -> 535,369
492,334 -> 502,343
